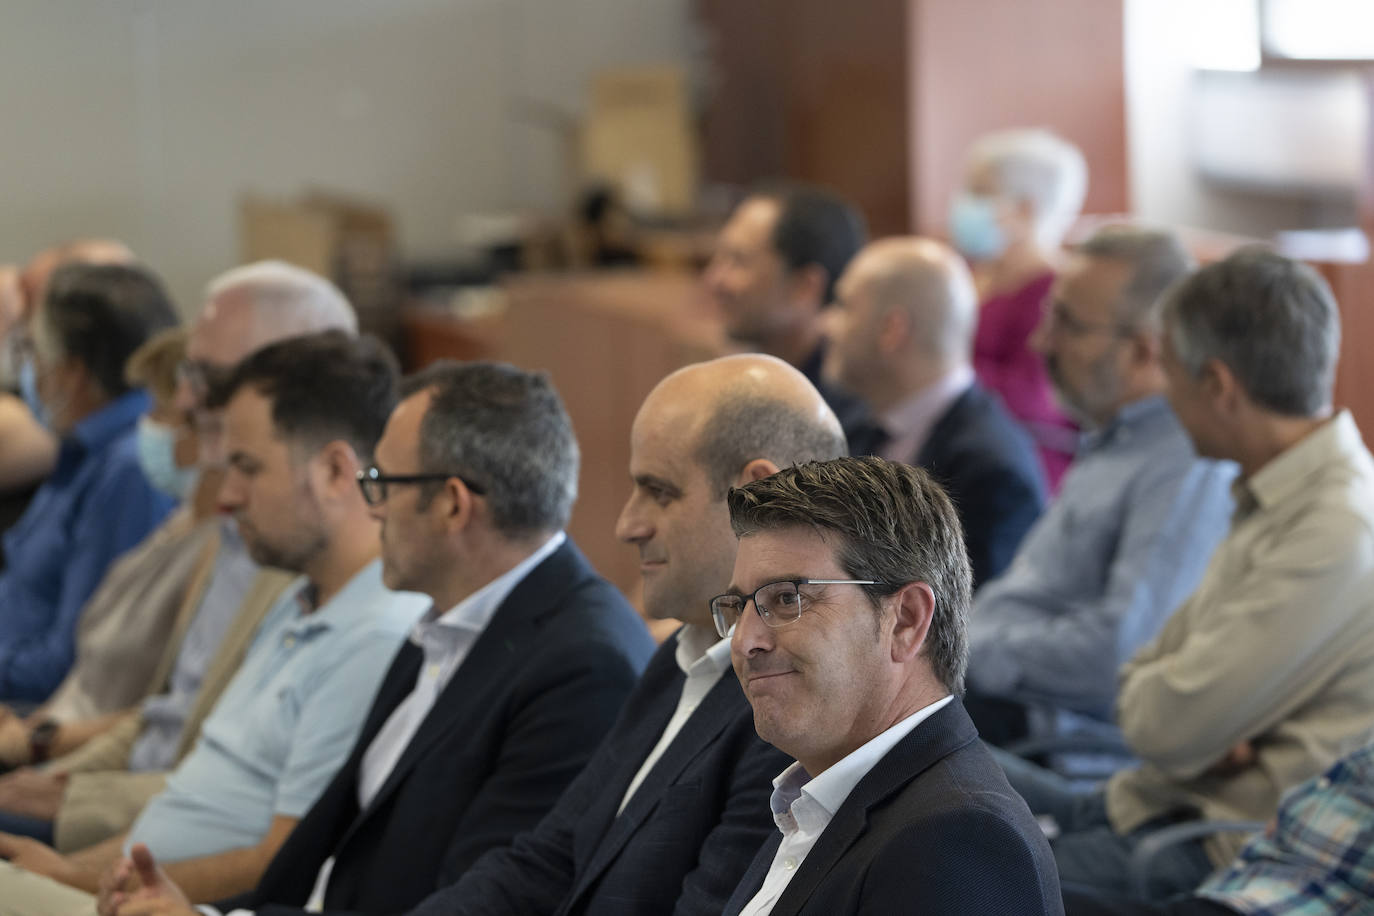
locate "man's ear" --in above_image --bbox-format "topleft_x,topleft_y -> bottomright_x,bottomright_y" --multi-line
888,581 -> 935,664
734,458 -> 779,488
438,475 -> 480,533
316,440 -> 363,498
1201,357 -> 1240,411
789,264 -> 830,311
877,305 -> 910,357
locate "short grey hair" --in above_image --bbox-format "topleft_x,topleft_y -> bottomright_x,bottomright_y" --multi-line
693,394 -> 848,498
967,128 -> 1088,249
1076,225 -> 1195,331
206,260 -> 357,338
404,360 -> 579,538
1160,247 -> 1339,417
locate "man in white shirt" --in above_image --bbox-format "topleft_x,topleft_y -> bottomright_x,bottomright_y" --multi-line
99,359 -> 655,916
717,456 -> 1062,916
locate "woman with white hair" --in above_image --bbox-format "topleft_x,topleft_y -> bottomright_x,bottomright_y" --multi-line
950,128 -> 1088,491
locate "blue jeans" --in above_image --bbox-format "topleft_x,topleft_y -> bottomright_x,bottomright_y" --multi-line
990,744 -> 1214,901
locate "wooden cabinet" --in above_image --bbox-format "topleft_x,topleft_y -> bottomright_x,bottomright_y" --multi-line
696,0 -> 1129,236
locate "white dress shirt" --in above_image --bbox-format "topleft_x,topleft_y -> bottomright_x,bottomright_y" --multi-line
737,695 -> 954,916
298,531 -> 566,914
617,624 -> 732,814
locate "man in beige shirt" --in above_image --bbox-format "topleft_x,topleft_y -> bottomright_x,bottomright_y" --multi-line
996,247 -> 1374,902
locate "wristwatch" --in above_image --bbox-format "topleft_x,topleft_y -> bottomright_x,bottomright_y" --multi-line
28,718 -> 59,764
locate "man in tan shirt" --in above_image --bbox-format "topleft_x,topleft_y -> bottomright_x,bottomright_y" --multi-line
996,247 -> 1374,902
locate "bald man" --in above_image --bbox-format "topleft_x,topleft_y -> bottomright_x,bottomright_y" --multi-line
826,237 -> 1045,587
340,355 -> 845,916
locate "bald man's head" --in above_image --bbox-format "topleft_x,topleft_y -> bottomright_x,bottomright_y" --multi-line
825,237 -> 976,410
617,354 -> 846,627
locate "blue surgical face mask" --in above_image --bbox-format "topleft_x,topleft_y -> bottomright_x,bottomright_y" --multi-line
17,357 -> 51,430
949,193 -> 1008,261
136,416 -> 199,501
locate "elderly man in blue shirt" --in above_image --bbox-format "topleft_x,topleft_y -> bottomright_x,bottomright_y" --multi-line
964,226 -> 1235,748
0,263 -> 180,702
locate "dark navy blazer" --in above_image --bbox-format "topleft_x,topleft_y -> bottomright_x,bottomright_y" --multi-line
410,627 -> 790,916
221,540 -> 655,916
722,698 -> 1065,916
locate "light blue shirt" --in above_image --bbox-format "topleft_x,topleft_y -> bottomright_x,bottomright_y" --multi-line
127,558 -> 428,862
967,396 -> 1235,725
128,518 -> 260,773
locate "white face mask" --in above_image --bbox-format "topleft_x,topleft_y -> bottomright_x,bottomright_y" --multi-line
136,415 -> 199,500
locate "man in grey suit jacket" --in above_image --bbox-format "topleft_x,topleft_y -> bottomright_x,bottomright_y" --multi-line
718,457 -> 1062,915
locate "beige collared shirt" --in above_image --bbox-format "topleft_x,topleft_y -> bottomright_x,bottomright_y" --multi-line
1106,411 -> 1374,866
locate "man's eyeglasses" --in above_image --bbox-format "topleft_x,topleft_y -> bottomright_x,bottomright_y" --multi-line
1042,300 -> 1128,339
356,466 -> 487,506
177,359 -> 237,409
709,578 -> 883,639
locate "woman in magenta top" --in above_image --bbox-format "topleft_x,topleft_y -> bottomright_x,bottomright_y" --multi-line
951,128 -> 1088,492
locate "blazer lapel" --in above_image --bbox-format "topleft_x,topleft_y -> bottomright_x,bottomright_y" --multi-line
572,667 -> 743,897
722,830 -> 783,916
915,386 -> 973,468
341,543 -> 585,833
769,699 -> 980,916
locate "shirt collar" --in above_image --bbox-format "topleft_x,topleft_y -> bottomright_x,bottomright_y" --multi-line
417,531 -> 566,639
68,389 -> 152,452
1239,411 -> 1361,514
283,557 -> 408,638
769,695 -> 954,837
1080,394 -> 1170,453
673,624 -> 732,677
879,367 -> 974,444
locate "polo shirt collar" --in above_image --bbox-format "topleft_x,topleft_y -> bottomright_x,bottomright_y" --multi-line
282,557 -> 395,639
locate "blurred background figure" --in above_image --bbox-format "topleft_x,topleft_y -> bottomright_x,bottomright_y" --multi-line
704,183 -> 875,448
824,236 -> 1045,587
951,128 -> 1088,491
0,262 -> 179,703
0,242 -> 139,547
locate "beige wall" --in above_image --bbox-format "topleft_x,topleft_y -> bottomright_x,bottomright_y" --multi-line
0,0 -> 693,313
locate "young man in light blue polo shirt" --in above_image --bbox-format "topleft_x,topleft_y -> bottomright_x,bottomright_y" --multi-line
0,331 -> 427,913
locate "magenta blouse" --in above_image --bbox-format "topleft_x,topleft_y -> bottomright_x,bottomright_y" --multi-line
973,271 -> 1077,492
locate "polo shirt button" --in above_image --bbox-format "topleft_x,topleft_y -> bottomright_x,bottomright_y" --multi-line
1316,777 -> 1332,791
783,856 -> 797,871
283,635 -> 296,648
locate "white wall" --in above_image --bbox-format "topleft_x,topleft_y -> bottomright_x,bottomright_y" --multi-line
0,0 -> 693,312
1124,0 -> 1358,239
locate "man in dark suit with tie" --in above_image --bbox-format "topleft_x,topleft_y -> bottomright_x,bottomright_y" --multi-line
825,237 -> 1046,586
99,361 -> 656,916
718,457 -> 1062,915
